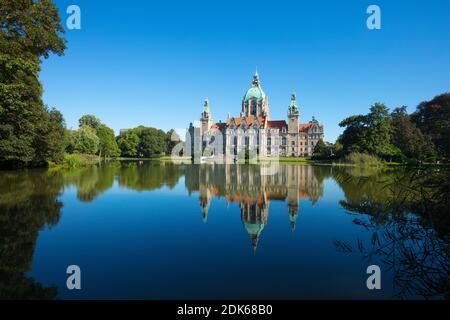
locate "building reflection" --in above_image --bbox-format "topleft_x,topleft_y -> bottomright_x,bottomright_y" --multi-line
185,164 -> 325,252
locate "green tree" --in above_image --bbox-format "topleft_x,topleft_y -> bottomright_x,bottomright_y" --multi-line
312,139 -> 330,160
412,93 -> 450,160
0,0 -> 66,167
339,103 -> 397,160
33,107 -> 66,164
73,125 -> 99,155
118,131 -> 139,157
79,114 -> 101,130
96,124 -> 120,158
166,129 -> 181,155
391,106 -> 436,162
137,127 -> 167,157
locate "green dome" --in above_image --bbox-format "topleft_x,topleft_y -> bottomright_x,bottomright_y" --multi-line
243,221 -> 265,235
244,86 -> 266,102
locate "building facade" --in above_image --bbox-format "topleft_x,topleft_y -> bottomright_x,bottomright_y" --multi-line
187,71 -> 324,159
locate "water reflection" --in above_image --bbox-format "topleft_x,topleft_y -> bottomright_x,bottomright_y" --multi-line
0,162 -> 448,299
0,170 -> 62,299
333,167 -> 450,299
185,165 -> 326,251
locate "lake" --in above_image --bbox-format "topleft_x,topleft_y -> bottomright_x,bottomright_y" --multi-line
0,162 -> 448,299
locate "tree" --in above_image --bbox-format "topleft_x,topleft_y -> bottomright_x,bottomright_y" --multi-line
391,107 -> 436,162
312,139 -> 330,160
73,125 -> 99,155
0,0 -> 66,167
166,129 -> 181,155
137,127 -> 167,157
412,93 -> 450,160
79,114 -> 101,130
118,131 -> 139,157
338,103 -> 396,160
33,107 -> 66,164
96,124 -> 120,158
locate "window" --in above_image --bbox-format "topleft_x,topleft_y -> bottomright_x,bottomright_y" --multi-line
282,137 -> 286,145
267,137 -> 272,145
291,141 -> 295,146
234,136 -> 237,145
245,136 -> 249,146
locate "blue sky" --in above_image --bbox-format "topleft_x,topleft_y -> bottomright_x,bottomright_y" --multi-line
41,0 -> 450,142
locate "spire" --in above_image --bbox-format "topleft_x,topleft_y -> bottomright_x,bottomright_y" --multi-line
289,91 -> 299,114
252,69 -> 260,87
203,98 -> 210,113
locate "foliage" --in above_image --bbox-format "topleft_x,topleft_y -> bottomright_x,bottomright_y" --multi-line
73,125 -> 99,155
166,129 -> 181,156
117,126 -> 167,158
339,103 -> 397,160
341,152 -> 382,167
0,0 -> 66,167
79,114 -> 101,130
391,106 -> 436,162
117,131 -> 139,157
96,124 -> 120,158
63,153 -> 100,168
137,127 -> 167,157
312,139 -> 331,160
412,93 -> 450,160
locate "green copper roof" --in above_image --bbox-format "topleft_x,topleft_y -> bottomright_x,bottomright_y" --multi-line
289,92 -> 299,109
244,86 -> 266,102
203,98 -> 210,113
243,221 -> 265,235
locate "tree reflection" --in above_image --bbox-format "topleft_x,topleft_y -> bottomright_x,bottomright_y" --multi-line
118,161 -> 184,192
63,163 -> 118,202
333,167 -> 450,299
0,170 -> 63,299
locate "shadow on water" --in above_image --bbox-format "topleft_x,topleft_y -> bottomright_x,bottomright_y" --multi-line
0,161 -> 448,299
332,167 -> 450,299
0,170 -> 63,299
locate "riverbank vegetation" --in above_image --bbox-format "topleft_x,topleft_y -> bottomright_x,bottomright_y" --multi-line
1,1 -> 448,170
312,94 -> 450,167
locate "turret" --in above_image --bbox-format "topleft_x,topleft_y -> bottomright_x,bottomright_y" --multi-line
288,92 -> 300,134
200,98 -> 213,133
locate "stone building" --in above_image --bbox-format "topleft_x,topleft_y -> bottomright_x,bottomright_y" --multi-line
187,71 -> 324,159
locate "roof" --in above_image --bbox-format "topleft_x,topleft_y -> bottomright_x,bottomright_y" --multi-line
267,120 -> 287,130
210,118 -> 315,133
299,123 -> 312,132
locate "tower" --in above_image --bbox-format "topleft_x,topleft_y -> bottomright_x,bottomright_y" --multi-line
241,70 -> 270,119
288,92 -> 299,133
200,98 -> 213,133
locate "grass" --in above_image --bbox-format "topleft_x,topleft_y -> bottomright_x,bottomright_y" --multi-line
333,152 -> 382,167
61,153 -> 101,168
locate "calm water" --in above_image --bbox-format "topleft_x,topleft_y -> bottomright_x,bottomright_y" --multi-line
0,162 -> 448,300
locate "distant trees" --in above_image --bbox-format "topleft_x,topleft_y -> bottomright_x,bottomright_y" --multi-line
338,94 -> 450,163
65,115 -> 119,158
72,125 -> 100,155
118,131 -> 139,157
96,125 -> 120,158
412,93 -> 450,160
136,127 -> 167,157
0,0 -> 67,167
338,103 -> 400,161
79,114 -> 101,130
391,107 -> 436,162
312,139 -> 330,160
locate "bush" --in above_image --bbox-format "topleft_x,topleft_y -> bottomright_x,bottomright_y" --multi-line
63,153 -> 100,168
341,152 -> 382,167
